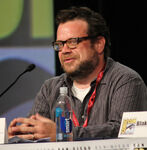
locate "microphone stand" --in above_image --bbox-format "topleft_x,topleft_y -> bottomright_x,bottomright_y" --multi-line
0,64 -> 35,98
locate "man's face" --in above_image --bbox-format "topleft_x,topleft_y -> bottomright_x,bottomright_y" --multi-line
57,19 -> 99,79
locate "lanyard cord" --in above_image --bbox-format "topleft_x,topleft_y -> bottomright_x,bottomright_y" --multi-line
72,65 -> 105,127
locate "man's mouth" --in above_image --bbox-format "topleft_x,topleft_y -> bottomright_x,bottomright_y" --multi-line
64,58 -> 75,63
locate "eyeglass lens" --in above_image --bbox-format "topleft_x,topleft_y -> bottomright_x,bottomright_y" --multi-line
53,38 -> 78,51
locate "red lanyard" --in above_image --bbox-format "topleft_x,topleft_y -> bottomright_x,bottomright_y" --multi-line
72,65 -> 105,127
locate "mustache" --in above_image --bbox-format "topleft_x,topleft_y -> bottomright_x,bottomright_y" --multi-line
61,54 -> 78,60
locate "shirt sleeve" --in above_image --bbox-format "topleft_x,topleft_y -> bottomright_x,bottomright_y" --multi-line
27,80 -> 51,118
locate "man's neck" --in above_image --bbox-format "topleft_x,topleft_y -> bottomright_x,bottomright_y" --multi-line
73,60 -> 105,89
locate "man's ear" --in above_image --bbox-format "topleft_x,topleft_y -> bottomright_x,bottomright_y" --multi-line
95,36 -> 106,55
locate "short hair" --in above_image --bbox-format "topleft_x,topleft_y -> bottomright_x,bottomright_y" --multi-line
56,6 -> 111,58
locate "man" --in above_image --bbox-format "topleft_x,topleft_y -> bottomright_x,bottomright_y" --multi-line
8,7 -> 147,142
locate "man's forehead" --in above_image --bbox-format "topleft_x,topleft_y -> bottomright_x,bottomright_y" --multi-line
57,20 -> 88,40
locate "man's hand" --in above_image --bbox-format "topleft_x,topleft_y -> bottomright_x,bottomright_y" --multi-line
8,113 -> 56,142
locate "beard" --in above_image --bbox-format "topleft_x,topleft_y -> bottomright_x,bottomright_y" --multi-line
62,49 -> 99,80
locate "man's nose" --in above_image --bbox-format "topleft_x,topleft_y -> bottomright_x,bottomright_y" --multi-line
61,43 -> 72,53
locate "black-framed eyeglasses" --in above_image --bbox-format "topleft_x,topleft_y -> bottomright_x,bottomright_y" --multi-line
52,36 -> 96,52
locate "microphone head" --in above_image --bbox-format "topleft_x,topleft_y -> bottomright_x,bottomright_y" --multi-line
25,64 -> 36,72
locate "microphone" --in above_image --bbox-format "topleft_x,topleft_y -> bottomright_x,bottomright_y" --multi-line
0,64 -> 36,98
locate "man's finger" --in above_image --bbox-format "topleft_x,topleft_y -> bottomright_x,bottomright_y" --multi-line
35,113 -> 53,123
9,118 -> 18,127
16,134 -> 36,140
11,126 -> 35,134
14,117 -> 37,126
30,115 -> 36,120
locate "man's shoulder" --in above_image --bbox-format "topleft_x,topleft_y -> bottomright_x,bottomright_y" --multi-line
106,57 -> 144,83
37,73 -> 67,97
44,73 -> 66,86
